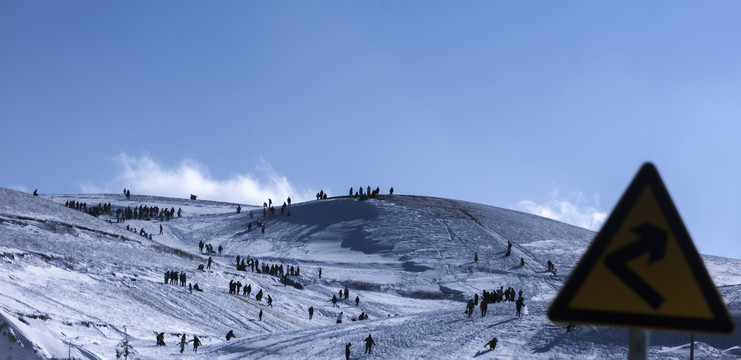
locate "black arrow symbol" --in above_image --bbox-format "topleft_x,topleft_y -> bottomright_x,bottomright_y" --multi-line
604,222 -> 668,309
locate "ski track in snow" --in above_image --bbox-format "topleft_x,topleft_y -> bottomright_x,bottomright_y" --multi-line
0,189 -> 738,359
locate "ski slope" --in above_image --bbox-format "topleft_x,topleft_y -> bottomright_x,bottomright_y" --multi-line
0,187 -> 738,359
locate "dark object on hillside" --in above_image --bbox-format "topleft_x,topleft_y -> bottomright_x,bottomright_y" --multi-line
226,330 -> 235,341
197,264 -> 204,271
190,194 -> 197,200
364,334 -> 376,354
156,332 -> 166,346
33,189 -> 38,196
193,283 -> 203,292
485,337 -> 497,350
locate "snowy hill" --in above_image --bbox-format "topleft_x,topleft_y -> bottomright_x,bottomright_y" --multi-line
0,187 -> 738,359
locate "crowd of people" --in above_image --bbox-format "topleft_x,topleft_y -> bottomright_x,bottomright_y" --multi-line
64,200 -> 112,218
57,186 -> 572,357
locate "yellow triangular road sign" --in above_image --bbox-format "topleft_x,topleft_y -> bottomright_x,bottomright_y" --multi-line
548,163 -> 734,333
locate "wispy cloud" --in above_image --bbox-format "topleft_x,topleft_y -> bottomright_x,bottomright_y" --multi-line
79,153 -> 314,205
517,189 -> 607,231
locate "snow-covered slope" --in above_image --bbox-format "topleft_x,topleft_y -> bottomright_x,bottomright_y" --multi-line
0,187 -> 738,359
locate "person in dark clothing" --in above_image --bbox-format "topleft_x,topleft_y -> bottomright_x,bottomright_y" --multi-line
344,286 -> 349,300
516,297 -> 525,317
332,294 -> 338,307
207,257 -> 212,270
268,295 -> 273,307
180,334 -> 186,353
226,330 -> 235,341
481,299 -> 488,317
355,296 -> 360,306
192,335 -> 201,352
520,257 -> 525,266
345,342 -> 351,360
466,299 -> 475,317
318,267 -> 322,279
364,334 -> 376,354
218,245 -> 223,255
259,309 -> 263,321
156,332 -> 166,346
159,224 -> 163,235
309,306 -> 314,319
485,337 -> 498,350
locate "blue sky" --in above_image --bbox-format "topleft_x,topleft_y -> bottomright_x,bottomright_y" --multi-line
2,1 -> 740,259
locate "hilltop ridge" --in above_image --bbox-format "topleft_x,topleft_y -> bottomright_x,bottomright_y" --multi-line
0,187 -> 738,359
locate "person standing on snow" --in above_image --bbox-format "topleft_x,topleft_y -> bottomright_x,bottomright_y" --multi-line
485,337 -> 498,350
345,342 -> 351,360
364,334 -> 376,354
516,297 -> 525,317
192,335 -> 201,352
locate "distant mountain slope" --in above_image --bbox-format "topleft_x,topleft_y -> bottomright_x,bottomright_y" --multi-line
0,187 -> 738,359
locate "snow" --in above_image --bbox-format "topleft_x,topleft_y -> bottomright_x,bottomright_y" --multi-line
0,187 -> 738,359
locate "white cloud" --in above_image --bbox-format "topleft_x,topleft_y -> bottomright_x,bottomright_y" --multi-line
79,153 -> 314,205
517,189 -> 607,231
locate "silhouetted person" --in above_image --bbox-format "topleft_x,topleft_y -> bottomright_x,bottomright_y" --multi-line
364,334 -> 376,354
485,337 -> 497,350
192,335 -> 201,352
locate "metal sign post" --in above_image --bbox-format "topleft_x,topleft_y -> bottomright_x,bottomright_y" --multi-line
628,329 -> 647,360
